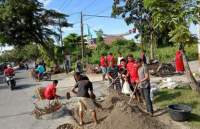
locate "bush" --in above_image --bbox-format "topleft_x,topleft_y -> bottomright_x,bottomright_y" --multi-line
88,39 -> 138,64
88,42 -> 198,64
155,44 -> 198,63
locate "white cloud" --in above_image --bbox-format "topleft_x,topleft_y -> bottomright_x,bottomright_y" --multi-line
38,0 -> 53,7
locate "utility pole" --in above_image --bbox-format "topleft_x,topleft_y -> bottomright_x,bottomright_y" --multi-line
59,18 -> 63,55
198,12 -> 200,63
81,12 -> 84,63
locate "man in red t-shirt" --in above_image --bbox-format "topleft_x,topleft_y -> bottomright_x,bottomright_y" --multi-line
44,80 -> 60,100
107,53 -> 115,66
4,65 -> 15,76
126,54 -> 139,85
100,54 -> 107,81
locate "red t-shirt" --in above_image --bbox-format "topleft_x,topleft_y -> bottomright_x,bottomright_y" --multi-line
100,56 -> 107,67
175,50 -> 184,72
126,61 -> 139,83
107,55 -> 115,66
4,68 -> 14,76
44,84 -> 56,100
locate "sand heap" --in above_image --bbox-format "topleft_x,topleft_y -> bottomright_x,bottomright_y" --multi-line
59,92 -> 170,129
83,92 -> 168,129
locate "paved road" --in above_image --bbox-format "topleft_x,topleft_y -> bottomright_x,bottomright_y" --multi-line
0,70 -> 109,129
0,70 -> 54,129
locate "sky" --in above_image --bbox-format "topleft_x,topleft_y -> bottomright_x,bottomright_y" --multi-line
41,0 -> 198,39
41,0 -> 141,39
1,0 -> 199,52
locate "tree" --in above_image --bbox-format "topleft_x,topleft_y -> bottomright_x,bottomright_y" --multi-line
0,44 -> 40,63
112,0 -> 158,59
144,0 -> 200,93
0,0 -> 72,64
95,29 -> 104,42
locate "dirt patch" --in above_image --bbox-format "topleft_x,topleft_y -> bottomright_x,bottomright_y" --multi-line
57,123 -> 80,129
72,91 -> 173,129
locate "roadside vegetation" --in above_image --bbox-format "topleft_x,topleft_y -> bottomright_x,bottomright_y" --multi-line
154,86 -> 200,129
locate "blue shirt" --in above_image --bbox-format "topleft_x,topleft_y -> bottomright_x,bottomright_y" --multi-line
36,65 -> 45,74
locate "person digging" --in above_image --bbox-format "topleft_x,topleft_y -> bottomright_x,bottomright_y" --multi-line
136,58 -> 154,116
72,72 -> 98,126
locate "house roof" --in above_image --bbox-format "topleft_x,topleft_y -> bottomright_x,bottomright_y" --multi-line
103,36 -> 125,45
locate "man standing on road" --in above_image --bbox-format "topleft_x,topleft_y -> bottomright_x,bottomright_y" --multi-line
72,72 -> 98,126
137,58 -> 153,116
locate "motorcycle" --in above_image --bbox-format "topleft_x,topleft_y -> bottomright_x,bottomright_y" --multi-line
6,76 -> 16,90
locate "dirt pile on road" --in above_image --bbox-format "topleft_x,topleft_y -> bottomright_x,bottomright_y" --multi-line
82,92 -> 168,129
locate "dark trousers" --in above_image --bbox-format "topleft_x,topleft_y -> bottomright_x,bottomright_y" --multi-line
141,87 -> 153,113
109,77 -> 121,91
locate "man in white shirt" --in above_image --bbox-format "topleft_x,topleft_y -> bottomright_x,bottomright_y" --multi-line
117,52 -> 123,65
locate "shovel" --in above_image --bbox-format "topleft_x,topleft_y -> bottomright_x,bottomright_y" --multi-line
128,84 -> 138,104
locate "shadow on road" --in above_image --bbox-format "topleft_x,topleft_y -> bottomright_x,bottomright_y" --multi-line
0,85 -> 8,90
15,77 -> 25,81
0,111 -> 31,119
15,84 -> 36,90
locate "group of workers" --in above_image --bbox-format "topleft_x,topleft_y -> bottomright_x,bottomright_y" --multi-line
99,47 -> 185,115
40,47 -> 185,126
43,72 -> 97,126
100,51 -> 153,115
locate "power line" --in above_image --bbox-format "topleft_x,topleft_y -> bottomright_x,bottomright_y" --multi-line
80,0 -> 97,12
83,14 -> 123,20
68,12 -> 80,16
81,6 -> 114,22
71,12 -> 124,27
58,0 -> 68,11
59,0 -> 73,12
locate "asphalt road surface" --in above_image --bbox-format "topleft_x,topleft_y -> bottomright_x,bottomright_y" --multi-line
0,70 -> 54,129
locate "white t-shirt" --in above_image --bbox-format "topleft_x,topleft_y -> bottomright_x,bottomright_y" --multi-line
117,56 -> 123,65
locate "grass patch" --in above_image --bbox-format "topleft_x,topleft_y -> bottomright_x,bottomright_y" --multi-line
154,86 -> 200,129
88,43 -> 198,64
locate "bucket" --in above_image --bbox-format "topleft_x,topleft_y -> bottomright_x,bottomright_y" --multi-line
168,104 -> 192,122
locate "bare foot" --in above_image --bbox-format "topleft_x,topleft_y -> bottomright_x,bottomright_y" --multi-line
79,121 -> 84,126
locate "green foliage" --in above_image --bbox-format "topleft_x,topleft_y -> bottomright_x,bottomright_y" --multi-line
144,0 -> 199,45
87,42 -> 197,64
112,0 -> 199,59
0,44 -> 40,63
88,39 -> 138,64
156,44 -> 198,62
154,86 -> 200,128
63,33 -> 92,68
0,0 -> 71,46
0,0 -> 72,65
95,29 -> 104,42
38,41 -> 64,67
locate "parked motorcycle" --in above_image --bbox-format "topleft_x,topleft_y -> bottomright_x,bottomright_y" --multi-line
6,76 -> 16,90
